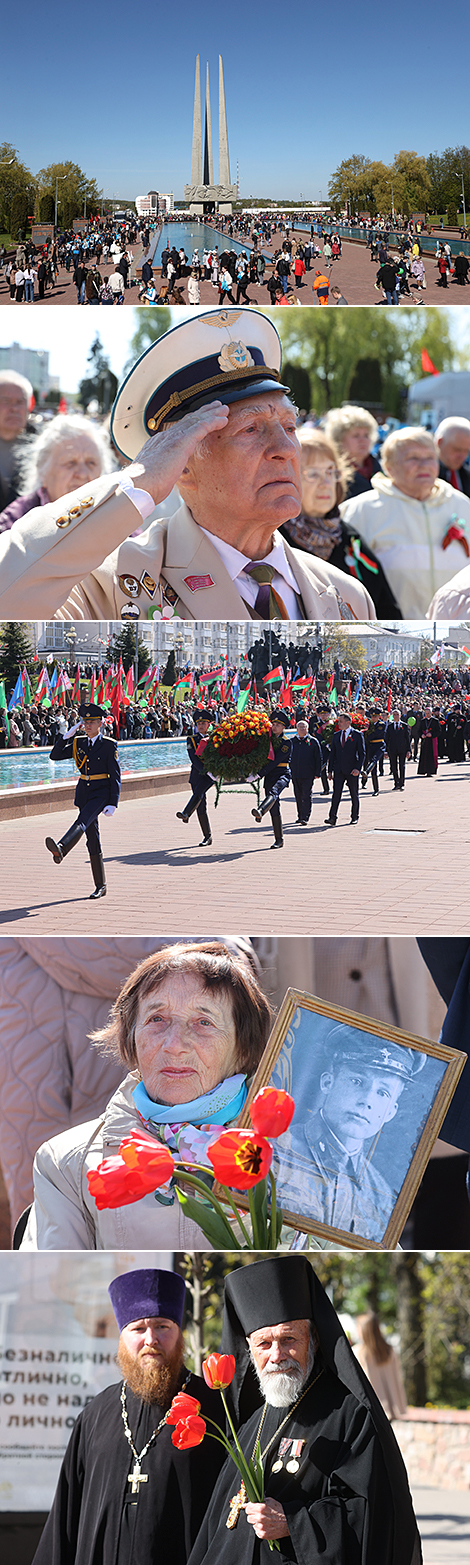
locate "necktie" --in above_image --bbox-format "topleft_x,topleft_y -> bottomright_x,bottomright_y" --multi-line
245,563 -> 290,620
449,469 -> 462,490
341,731 -> 345,746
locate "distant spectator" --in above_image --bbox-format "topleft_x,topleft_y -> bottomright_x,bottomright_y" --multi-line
0,414 -> 113,533
0,370 -> 33,512
354,1314 -> 407,1421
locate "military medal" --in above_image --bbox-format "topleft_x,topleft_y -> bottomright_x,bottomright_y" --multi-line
286,1440 -> 305,1473
226,1480 -> 247,1529
271,1438 -> 292,1473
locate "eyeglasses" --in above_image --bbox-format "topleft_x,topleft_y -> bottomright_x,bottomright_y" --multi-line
302,467 -> 339,481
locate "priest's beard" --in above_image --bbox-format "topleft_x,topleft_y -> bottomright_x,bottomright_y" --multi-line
117,1331 -> 185,1406
251,1338 -> 316,1407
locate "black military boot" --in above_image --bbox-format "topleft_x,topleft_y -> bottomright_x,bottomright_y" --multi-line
196,799 -> 212,847
270,813 -> 284,850
89,853 -> 107,899
176,797 -> 199,823
45,821 -> 84,863
251,792 -> 276,824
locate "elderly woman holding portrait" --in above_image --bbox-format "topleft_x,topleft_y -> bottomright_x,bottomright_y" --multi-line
20,942 -> 271,1251
279,426 -> 400,617
0,413 -> 113,533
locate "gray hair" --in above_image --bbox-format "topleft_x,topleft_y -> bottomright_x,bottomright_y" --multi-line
322,405 -> 379,448
434,416 -> 470,444
20,414 -> 114,493
0,369 -> 32,402
381,426 -> 436,473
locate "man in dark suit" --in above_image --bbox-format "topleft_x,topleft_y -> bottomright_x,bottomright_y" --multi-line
385,708 -> 411,790
325,714 -> 366,826
45,702 -> 121,898
290,719 -> 322,824
176,707 -> 215,847
435,417 -> 470,498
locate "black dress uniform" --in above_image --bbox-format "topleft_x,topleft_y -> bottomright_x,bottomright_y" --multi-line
362,718 -> 387,794
290,732 -> 322,823
45,712 -> 121,898
176,728 -> 216,846
385,719 -> 411,790
252,722 -> 292,848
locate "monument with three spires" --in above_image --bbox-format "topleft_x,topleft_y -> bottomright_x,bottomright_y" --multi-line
185,54 -> 237,215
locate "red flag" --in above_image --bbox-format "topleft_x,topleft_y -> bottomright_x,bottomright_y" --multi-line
71,665 -> 81,703
125,666 -> 134,700
387,689 -> 392,715
421,349 -> 439,376
58,396 -> 68,413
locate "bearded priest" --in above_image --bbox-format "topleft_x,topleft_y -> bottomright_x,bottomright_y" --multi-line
32,1267 -> 225,1565
187,1255 -> 422,1565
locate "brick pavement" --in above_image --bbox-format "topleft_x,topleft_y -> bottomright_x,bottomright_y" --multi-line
0,758 -> 468,936
1,232 -> 466,308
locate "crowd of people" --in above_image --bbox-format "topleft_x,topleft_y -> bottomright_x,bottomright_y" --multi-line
3,314 -> 470,622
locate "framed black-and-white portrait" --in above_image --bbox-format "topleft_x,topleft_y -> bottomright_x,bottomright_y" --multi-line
238,990 -> 466,1249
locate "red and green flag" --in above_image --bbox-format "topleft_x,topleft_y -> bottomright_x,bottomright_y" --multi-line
0,680 -> 10,740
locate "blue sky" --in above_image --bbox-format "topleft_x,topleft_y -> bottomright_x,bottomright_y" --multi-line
2,5 -> 469,198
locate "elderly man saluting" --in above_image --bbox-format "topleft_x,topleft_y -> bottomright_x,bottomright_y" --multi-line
341,427 -> 470,617
188,1255 -> 421,1565
32,1266 -> 225,1565
0,310 -> 374,623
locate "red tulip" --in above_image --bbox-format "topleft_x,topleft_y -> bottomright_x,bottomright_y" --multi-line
202,1353 -> 236,1390
207,1130 -> 273,1190
166,1392 -> 201,1424
119,1130 -> 175,1185
87,1155 -> 163,1210
171,1414 -> 206,1449
249,1088 -> 295,1138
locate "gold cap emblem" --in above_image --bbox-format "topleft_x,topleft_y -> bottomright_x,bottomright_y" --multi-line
218,341 -> 255,373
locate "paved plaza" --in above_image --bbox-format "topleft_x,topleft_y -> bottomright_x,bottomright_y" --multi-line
412,1486 -> 470,1564
0,756 -> 468,936
1,230 -> 466,309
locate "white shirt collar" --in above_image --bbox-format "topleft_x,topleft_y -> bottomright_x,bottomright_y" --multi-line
199,526 -> 300,592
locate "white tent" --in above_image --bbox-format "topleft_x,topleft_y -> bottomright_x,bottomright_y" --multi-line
408,371 -> 470,427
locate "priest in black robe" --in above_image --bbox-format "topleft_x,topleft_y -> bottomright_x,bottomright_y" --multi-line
187,1256 -> 422,1565
32,1266 -> 225,1565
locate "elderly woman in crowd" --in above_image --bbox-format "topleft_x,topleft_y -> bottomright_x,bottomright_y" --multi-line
322,405 -> 381,498
0,413 -> 113,533
279,426 -> 400,616
20,941 -> 271,1251
341,427 -> 470,617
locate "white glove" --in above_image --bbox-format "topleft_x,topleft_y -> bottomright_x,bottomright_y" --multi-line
102,805 -> 116,817
65,723 -> 82,738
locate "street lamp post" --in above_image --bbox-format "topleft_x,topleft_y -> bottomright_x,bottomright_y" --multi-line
54,173 -> 68,230
390,181 -> 395,222
453,165 -> 467,230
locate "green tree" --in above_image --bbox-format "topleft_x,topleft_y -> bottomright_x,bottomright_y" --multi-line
328,155 -> 373,213
35,161 -> 100,228
128,308 -> 173,365
78,337 -> 118,414
394,1254 -> 427,1406
0,623 -> 36,698
108,626 -> 150,678
274,308 -> 456,417
421,1253 -> 470,1407
321,627 -> 368,670
0,142 -> 36,239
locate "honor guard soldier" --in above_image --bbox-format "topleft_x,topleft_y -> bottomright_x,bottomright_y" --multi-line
251,710 -> 292,849
45,702 -> 121,898
176,708 -> 215,846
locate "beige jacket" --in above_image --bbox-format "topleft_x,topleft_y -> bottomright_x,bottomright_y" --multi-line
21,1073 -> 214,1251
0,475 -> 375,621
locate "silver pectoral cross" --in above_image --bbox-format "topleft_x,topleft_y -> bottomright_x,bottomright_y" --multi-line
128,1461 -> 148,1495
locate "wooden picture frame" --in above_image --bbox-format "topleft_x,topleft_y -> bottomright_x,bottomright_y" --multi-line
235,989 -> 466,1250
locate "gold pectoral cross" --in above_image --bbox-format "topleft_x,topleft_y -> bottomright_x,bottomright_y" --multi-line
226,1480 -> 247,1529
128,1461 -> 148,1495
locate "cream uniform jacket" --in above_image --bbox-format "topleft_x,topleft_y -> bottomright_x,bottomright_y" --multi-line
0,473 -> 376,621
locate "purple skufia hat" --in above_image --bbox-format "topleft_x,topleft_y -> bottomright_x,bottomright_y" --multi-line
108,1269 -> 186,1331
